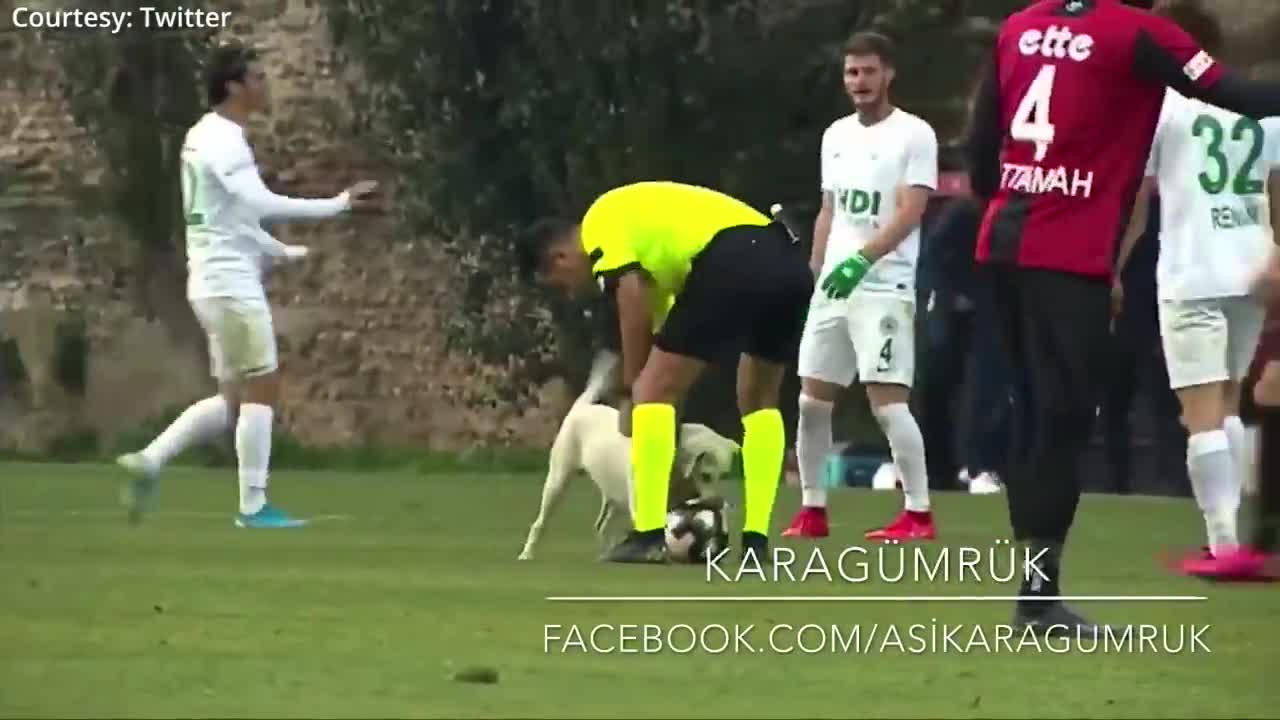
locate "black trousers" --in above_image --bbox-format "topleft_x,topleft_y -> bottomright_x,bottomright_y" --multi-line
985,265 -> 1111,544
1098,326 -> 1187,495
920,303 -> 975,489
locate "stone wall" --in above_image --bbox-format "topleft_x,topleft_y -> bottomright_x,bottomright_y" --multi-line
0,0 -> 568,453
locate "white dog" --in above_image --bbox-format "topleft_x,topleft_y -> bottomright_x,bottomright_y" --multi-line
517,352 -> 741,560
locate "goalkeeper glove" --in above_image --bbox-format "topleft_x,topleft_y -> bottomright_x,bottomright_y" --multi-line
820,251 -> 873,299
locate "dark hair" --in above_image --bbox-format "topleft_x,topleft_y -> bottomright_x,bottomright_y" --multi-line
206,44 -> 259,106
1155,0 -> 1223,55
515,217 -> 575,281
843,32 -> 896,68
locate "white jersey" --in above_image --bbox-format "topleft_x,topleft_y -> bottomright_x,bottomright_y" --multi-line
181,112 -> 350,301
1145,90 -> 1280,302
819,108 -> 938,294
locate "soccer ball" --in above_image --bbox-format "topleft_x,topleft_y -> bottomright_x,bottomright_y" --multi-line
665,500 -> 728,563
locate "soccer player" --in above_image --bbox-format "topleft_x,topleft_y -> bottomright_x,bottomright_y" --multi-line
1114,1 -> 1280,566
1181,266 -> 1280,580
966,0 -> 1280,633
116,45 -> 377,527
516,182 -> 812,563
782,33 -> 940,541
1199,254 -> 1280,579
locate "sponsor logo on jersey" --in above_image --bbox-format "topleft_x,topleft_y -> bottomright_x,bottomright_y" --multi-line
1017,26 -> 1094,62
835,189 -> 882,218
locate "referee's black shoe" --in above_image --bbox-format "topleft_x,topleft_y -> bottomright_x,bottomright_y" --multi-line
741,531 -> 770,568
1013,601 -> 1115,639
605,529 -> 668,564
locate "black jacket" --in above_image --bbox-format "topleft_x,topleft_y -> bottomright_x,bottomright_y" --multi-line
920,197 -> 981,308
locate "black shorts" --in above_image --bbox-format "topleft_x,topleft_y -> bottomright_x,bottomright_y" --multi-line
984,264 -> 1111,418
655,223 -> 813,364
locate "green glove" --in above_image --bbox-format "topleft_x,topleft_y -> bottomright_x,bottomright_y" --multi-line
820,251 -> 873,299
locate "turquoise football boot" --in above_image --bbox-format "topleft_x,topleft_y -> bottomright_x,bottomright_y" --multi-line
116,452 -> 159,525
235,503 -> 307,529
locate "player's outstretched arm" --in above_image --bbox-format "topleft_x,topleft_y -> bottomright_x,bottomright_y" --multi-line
1134,18 -> 1280,120
221,168 -> 352,220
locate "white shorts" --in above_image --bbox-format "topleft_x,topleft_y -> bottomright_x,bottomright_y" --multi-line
797,291 -> 915,388
1159,296 -> 1265,390
190,297 -> 278,383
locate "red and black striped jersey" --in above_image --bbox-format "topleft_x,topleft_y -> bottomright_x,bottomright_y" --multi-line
966,0 -> 1280,280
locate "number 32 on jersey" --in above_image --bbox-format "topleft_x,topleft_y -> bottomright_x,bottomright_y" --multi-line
1011,65 -> 1057,162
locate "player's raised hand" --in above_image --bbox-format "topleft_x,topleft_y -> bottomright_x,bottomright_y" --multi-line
345,180 -> 380,212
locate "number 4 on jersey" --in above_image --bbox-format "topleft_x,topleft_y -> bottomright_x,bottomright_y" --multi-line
876,337 -> 893,372
1012,65 -> 1056,162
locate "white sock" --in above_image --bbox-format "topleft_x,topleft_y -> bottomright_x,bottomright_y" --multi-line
141,396 -> 230,469
236,403 -> 273,515
796,394 -> 834,509
1223,415 -> 1256,490
1187,429 -> 1239,554
874,403 -> 930,512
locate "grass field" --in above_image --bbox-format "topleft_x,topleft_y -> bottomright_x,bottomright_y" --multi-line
1,462 -> 1276,718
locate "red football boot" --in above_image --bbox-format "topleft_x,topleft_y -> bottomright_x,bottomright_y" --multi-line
1178,547 -> 1276,582
864,510 -> 936,542
782,506 -> 830,538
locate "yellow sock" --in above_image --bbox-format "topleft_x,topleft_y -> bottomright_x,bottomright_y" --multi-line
631,403 -> 675,532
742,408 -> 784,535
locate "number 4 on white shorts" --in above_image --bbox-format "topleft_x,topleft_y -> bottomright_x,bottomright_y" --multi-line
1011,65 -> 1056,162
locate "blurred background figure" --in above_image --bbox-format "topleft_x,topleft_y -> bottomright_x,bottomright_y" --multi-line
916,172 -> 1008,496
1100,194 -> 1187,495
959,275 -> 1013,496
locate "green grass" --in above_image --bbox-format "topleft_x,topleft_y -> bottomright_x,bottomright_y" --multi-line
0,419 -> 547,475
1,462 -> 1276,718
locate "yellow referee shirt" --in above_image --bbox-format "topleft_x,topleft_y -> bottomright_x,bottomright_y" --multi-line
581,182 -> 770,329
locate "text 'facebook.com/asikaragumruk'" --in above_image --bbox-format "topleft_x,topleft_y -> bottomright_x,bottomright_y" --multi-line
543,622 -> 1212,655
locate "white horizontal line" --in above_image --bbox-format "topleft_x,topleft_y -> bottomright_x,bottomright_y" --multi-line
546,595 -> 1208,603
